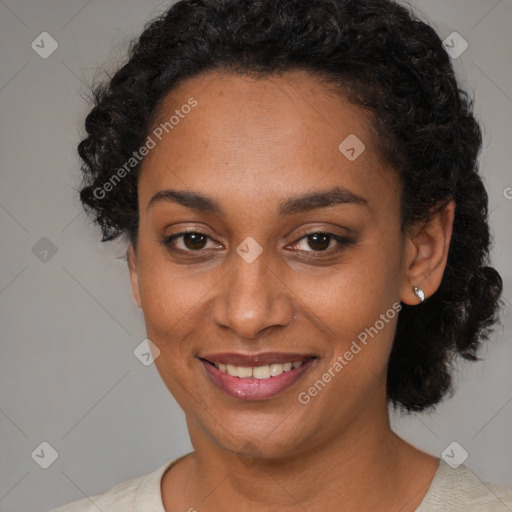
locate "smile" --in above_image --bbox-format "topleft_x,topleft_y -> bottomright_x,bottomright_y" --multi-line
213,361 -> 303,379
199,353 -> 316,400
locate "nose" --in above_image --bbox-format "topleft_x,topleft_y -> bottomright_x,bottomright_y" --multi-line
210,248 -> 295,340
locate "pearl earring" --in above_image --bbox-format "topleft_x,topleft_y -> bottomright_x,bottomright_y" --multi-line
413,286 -> 425,303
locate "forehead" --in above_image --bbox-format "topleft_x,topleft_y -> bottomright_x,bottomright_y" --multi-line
150,69 -> 371,154
138,69 -> 398,215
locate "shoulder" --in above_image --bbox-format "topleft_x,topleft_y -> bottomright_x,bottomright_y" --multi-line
50,459 -> 176,512
417,460 -> 512,512
50,474 -> 144,512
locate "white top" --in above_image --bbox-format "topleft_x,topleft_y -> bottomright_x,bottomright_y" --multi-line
51,455 -> 512,511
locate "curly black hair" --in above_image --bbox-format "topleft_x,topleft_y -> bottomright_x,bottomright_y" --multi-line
78,0 -> 503,412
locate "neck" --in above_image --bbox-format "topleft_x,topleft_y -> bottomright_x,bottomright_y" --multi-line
163,391 -> 437,511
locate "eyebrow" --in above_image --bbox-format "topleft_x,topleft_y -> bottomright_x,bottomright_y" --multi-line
147,186 -> 368,216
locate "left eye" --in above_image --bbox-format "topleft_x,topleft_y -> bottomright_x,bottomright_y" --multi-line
290,232 -> 352,253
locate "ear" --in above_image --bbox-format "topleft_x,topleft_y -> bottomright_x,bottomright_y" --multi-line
127,243 -> 142,308
400,200 -> 455,305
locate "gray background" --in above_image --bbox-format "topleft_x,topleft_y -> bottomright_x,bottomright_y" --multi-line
0,1 -> 511,511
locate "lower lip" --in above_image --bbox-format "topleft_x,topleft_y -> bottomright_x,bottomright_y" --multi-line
200,359 -> 315,400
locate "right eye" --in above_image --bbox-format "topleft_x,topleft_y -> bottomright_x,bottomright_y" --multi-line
160,231 -> 222,255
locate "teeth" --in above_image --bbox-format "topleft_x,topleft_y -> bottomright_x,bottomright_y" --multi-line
270,363 -> 283,377
253,365 -> 271,379
226,364 -> 238,377
237,366 -> 253,378
213,360 -> 304,379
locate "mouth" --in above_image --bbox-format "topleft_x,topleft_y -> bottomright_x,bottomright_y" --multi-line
199,352 -> 316,400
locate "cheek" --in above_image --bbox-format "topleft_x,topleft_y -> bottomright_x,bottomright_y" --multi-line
137,249 -> 205,331
138,256 -> 205,401
311,234 -> 403,375
316,245 -> 401,330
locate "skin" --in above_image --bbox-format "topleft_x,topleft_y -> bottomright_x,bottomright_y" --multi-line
127,69 -> 455,511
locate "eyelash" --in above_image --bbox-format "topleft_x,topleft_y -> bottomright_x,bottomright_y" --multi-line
160,229 -> 354,259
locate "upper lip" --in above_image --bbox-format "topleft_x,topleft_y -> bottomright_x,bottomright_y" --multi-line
200,352 -> 315,367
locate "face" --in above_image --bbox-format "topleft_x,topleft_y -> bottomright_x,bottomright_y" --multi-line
129,69 -> 413,459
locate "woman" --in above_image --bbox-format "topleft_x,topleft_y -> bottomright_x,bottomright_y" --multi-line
53,0 -> 511,510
